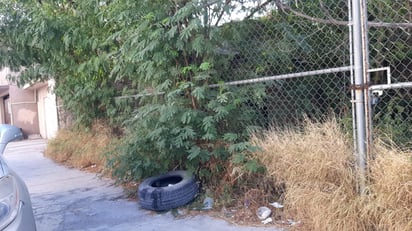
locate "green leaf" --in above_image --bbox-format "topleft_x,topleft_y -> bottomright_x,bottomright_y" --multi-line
232,153 -> 246,164
187,146 -> 201,160
223,133 -> 238,142
191,87 -> 205,100
199,62 -> 211,71
245,160 -> 265,173
228,142 -> 254,153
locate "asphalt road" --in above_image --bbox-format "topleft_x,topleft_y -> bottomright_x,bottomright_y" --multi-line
3,139 -> 281,231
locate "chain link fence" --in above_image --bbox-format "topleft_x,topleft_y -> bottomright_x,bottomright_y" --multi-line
217,0 -> 412,148
367,0 -> 412,148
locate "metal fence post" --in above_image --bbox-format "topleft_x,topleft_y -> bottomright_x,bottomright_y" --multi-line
351,0 -> 369,194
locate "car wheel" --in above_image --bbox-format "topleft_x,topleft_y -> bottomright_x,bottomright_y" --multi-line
138,170 -> 199,211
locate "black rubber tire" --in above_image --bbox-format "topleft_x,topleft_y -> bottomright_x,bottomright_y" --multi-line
138,170 -> 199,211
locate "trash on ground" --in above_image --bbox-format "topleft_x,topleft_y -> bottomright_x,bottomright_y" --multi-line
177,209 -> 186,216
261,217 -> 273,224
269,202 -> 284,209
202,197 -> 214,210
256,206 -> 272,220
220,207 -> 235,218
287,219 -> 302,226
244,199 -> 250,208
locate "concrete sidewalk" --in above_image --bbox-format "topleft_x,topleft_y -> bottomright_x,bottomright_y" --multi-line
3,139 -> 280,231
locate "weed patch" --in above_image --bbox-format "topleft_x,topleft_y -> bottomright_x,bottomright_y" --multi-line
44,118 -> 412,230
45,121 -> 116,173
251,118 -> 412,230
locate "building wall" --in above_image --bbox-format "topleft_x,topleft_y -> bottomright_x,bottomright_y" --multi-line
0,68 -> 11,85
0,68 -> 59,139
8,85 -> 40,137
37,81 -> 58,139
0,68 -> 12,124
0,98 -> 4,124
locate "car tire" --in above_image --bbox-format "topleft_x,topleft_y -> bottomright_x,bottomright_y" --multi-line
138,170 -> 199,211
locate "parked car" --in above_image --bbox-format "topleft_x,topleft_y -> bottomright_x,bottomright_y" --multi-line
0,125 -> 36,231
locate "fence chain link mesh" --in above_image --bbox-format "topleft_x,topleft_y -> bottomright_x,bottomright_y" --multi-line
216,0 -> 411,148
219,0 -> 352,129
367,1 -> 412,148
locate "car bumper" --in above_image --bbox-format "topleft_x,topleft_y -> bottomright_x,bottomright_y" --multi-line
3,199 -> 36,231
1,171 -> 36,231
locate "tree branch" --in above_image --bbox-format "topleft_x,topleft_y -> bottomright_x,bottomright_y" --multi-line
274,0 -> 412,29
214,0 -> 231,27
319,0 -> 339,23
245,0 -> 275,20
275,0 -> 348,26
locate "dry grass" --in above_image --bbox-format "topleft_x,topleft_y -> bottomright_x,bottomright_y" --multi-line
251,118 -> 412,231
366,140 -> 412,231
43,117 -> 412,230
45,121 -> 115,173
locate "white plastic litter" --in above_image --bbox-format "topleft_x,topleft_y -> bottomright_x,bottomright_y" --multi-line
202,197 -> 214,210
269,202 -> 284,209
261,217 -> 273,224
287,219 -> 302,226
256,206 -> 272,220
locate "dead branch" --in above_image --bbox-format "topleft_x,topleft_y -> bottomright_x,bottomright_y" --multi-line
274,0 -> 412,29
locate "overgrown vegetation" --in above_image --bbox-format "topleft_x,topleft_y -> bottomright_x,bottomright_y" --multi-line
1,1 -> 411,228
252,118 -> 412,230
373,90 -> 412,148
46,118 -> 412,230
1,0 -> 410,181
45,121 -> 116,173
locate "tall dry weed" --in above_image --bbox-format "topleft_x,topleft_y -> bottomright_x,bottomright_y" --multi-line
252,118 -> 412,230
45,120 -> 115,173
365,140 -> 412,230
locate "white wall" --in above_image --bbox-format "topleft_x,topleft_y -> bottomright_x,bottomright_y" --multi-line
0,68 -> 10,85
37,80 -> 58,139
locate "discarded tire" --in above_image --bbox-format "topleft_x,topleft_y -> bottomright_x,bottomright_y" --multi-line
137,170 -> 199,211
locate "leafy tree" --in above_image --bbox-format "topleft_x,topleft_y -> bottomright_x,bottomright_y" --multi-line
0,0 -> 117,126
0,0 -> 270,182
106,0 -> 265,181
